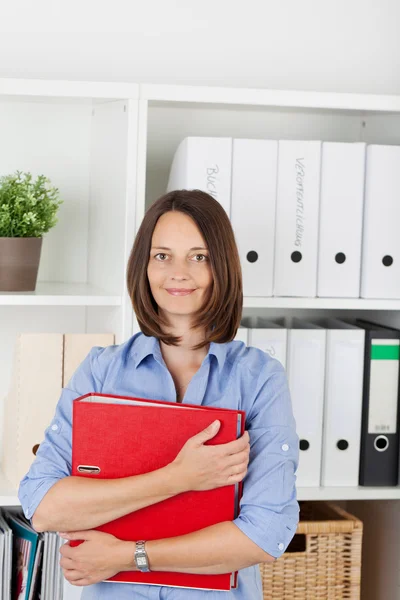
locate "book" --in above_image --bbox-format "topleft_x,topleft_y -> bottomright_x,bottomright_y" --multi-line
71,392 -> 246,591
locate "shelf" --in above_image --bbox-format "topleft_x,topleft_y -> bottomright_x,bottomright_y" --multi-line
0,283 -> 122,306
141,83 -> 400,113
297,486 -> 400,501
0,78 -> 139,102
243,297 -> 400,310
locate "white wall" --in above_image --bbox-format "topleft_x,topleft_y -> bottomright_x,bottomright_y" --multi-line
0,0 -> 399,95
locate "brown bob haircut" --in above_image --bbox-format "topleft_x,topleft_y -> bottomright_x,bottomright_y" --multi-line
126,189 -> 243,350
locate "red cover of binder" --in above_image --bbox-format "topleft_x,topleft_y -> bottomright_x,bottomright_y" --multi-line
71,392 -> 246,591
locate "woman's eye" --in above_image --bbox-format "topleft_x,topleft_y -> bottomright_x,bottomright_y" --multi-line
193,254 -> 208,262
155,253 -> 168,261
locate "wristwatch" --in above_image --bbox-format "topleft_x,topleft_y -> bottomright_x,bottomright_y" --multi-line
134,540 -> 151,572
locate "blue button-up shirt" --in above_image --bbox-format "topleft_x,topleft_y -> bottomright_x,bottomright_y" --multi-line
18,332 -> 299,600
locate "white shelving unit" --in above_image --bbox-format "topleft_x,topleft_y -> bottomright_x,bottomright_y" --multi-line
1,78 -> 400,599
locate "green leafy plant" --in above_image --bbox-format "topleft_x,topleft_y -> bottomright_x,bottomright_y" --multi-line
0,171 -> 63,237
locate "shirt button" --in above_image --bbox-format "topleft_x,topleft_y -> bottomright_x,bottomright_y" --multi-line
282,444 -> 289,452
51,424 -> 58,431
278,543 -> 284,551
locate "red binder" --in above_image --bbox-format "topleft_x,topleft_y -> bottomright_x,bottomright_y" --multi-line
71,392 -> 246,591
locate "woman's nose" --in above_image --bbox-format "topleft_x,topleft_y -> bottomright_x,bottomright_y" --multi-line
171,272 -> 189,281
169,258 -> 190,280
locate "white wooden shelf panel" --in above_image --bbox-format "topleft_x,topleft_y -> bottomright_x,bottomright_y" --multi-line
297,486 -> 400,501
243,297 -> 400,310
0,283 -> 121,306
0,78 -> 139,101
141,83 -> 400,113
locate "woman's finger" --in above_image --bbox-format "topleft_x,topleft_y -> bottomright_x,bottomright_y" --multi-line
63,569 -> 86,583
224,449 -> 250,468
59,556 -> 75,569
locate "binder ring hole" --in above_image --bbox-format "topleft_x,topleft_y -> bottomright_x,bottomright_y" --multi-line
335,252 -> 346,264
299,439 -> 310,451
77,465 -> 101,474
291,251 -> 302,263
374,435 -> 389,452
246,251 -> 258,263
382,255 -> 393,267
32,444 -> 40,456
337,439 -> 349,451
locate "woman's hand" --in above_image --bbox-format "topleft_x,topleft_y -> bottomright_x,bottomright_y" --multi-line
58,530 -> 136,586
171,420 -> 250,492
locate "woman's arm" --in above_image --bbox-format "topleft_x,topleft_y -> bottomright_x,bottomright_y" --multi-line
32,464 -> 181,533
118,521 -> 275,575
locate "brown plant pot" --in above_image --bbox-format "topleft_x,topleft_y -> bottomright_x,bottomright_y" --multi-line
0,237 -> 43,291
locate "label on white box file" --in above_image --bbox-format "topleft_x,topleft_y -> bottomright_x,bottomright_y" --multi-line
368,339 -> 399,434
294,157 -> 305,248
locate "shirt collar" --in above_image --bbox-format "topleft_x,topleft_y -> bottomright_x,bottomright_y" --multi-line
133,334 -> 227,374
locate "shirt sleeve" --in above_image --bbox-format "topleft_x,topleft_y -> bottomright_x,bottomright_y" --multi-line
17,346 -> 104,523
232,355 -> 300,559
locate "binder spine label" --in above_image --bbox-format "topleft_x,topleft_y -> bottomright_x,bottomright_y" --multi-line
294,158 -> 305,248
368,339 -> 400,434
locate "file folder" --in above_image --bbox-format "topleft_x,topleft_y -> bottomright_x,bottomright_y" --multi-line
3,333 -> 63,490
273,141 -> 322,297
231,139 -> 278,296
167,136 -> 232,217
244,317 -> 287,368
286,318 -> 326,486
71,393 -> 245,591
63,333 -> 115,387
317,142 -> 366,298
314,319 -> 365,486
354,319 -> 400,486
3,333 -> 115,489
361,145 -> 400,299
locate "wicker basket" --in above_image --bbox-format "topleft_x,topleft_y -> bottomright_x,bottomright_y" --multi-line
259,501 -> 363,600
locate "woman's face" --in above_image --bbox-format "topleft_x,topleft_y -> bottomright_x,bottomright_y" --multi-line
147,211 -> 213,320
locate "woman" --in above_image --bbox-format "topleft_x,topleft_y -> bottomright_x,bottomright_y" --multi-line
18,189 -> 299,599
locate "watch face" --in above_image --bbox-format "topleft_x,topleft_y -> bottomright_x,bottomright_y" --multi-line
137,557 -> 147,566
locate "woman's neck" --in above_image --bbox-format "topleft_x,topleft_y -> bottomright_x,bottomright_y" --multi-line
160,327 -> 209,369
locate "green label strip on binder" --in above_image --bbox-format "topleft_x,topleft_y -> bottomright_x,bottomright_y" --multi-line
371,345 -> 400,360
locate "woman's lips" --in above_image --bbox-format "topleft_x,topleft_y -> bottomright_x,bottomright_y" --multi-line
165,288 -> 196,296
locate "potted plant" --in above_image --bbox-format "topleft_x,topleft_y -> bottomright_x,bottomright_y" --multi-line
0,171 -> 63,291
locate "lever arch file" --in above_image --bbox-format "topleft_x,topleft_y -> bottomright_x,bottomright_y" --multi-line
273,140 -> 322,297
361,145 -> 400,299
231,138 -> 278,296
71,393 -> 245,591
354,319 -> 400,486
317,142 -> 366,298
315,318 -> 365,487
286,318 -> 326,486
167,136 -> 232,217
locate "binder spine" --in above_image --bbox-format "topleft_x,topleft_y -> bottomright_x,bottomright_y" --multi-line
359,329 -> 400,486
